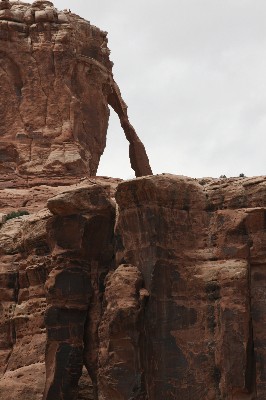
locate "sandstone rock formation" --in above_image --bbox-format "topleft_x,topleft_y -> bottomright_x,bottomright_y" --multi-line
0,179 -> 119,400
0,0 -> 152,188
0,174 -> 265,399
114,175 -> 266,400
0,1 -> 265,400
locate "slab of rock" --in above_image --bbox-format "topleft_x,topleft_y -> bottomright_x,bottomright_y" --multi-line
114,174 -> 265,400
43,184 -> 116,400
0,176 -> 121,214
47,185 -> 114,216
97,264 -> 147,400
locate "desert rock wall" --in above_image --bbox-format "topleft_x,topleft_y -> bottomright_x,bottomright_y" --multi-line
0,0 -> 151,188
115,175 -> 266,400
0,2 -> 265,400
0,174 -> 265,399
0,0 -> 111,183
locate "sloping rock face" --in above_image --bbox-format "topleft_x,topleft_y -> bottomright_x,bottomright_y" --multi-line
0,174 -> 265,400
0,0 -> 151,188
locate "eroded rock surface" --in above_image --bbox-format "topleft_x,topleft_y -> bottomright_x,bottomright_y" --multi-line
44,184 -> 116,399
0,181 -> 117,400
0,174 -> 265,399
0,0 -> 151,187
97,264 -> 147,400
114,174 -> 266,400
0,2 -> 265,400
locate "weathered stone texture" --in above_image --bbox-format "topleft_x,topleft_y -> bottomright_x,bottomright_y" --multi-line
44,184 -> 116,400
0,0 -> 151,188
0,2 -> 265,400
0,181 -> 117,399
97,264 -> 147,400
0,173 -> 265,399
0,208 -> 51,399
114,175 -> 265,400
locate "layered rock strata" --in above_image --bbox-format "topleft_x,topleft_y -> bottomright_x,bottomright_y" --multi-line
0,0 -> 152,187
0,175 -> 265,400
0,2 -> 265,400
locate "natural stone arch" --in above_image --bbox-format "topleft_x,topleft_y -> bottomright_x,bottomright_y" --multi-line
105,79 -> 153,177
0,0 -> 152,185
78,55 -> 153,178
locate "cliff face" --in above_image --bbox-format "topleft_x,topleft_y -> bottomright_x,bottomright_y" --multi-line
0,0 -> 151,188
114,175 -> 266,400
0,175 -> 265,400
0,2 -> 266,400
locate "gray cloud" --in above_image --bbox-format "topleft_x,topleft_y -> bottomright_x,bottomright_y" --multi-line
29,0 -> 266,178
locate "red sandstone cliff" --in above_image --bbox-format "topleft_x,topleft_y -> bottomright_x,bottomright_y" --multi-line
0,0 -> 151,188
1,174 -> 265,400
0,2 -> 265,400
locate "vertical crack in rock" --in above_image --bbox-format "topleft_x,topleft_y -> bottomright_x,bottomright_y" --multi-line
97,264 -> 148,400
245,319 -> 257,396
244,230 -> 257,398
245,207 -> 266,400
2,268 -> 19,374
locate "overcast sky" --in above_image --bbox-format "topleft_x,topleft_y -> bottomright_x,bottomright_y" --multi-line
31,1 -> 266,178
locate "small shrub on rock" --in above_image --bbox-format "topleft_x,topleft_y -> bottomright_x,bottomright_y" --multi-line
6,210 -> 29,221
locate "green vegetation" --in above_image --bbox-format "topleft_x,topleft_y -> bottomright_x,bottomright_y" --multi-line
6,210 -> 29,221
219,174 -> 246,179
